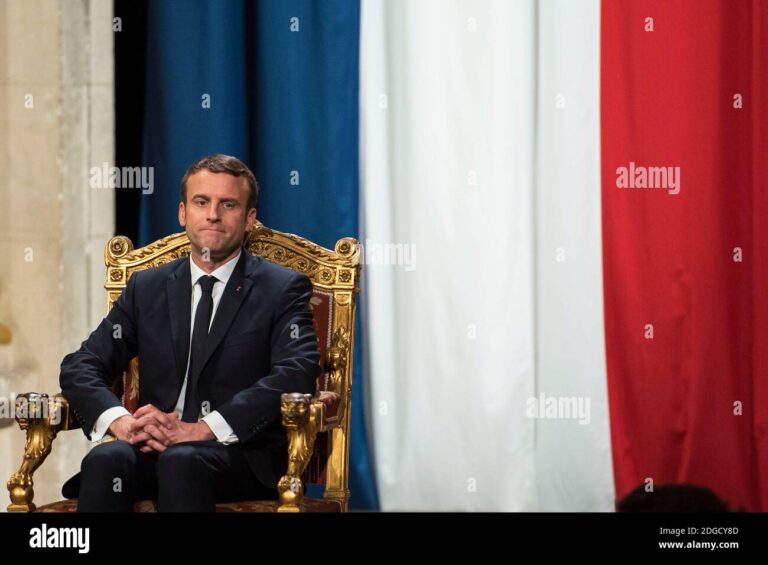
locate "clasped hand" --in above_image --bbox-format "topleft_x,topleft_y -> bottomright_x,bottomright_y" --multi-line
109,404 -> 213,453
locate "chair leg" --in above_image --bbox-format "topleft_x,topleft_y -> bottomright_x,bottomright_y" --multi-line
277,393 -> 322,512
7,417 -> 58,512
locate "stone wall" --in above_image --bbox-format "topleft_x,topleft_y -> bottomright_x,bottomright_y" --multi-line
0,0 -> 115,509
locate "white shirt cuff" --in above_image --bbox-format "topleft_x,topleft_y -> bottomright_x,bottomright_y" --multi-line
202,410 -> 239,444
91,406 -> 131,442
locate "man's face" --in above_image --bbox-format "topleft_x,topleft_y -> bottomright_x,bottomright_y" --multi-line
178,170 -> 256,263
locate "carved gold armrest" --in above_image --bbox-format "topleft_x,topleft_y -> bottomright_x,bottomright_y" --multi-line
277,392 -> 340,512
7,393 -> 79,512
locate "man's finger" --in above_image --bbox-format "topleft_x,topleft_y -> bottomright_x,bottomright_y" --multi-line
132,414 -> 159,430
146,438 -> 166,452
148,410 -> 175,429
130,431 -> 152,444
135,412 -> 175,430
133,413 -> 173,432
133,404 -> 155,417
132,404 -> 158,418
127,419 -> 144,434
144,423 -> 170,445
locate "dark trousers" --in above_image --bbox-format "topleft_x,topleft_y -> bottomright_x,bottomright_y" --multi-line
76,440 -> 278,512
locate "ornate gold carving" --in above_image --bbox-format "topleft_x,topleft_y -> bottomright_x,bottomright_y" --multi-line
335,293 -> 352,306
105,221 -> 360,291
246,222 -> 361,290
277,393 -> 324,513
335,238 -> 357,258
126,358 -> 139,402
105,232 -> 191,275
326,327 -> 350,405
7,394 -> 72,512
108,236 -> 133,259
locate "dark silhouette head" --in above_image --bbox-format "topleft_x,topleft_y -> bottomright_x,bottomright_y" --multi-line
617,483 -> 730,512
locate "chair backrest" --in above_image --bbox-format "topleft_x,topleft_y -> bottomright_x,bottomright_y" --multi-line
103,221 -> 361,501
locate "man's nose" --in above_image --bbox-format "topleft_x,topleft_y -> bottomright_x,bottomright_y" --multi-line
206,203 -> 221,221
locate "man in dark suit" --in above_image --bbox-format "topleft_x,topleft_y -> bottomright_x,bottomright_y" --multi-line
60,154 -> 320,512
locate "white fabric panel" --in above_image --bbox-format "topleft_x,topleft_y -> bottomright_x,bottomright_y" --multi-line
360,0 -> 612,510
534,0 -> 614,511
361,0 -> 537,511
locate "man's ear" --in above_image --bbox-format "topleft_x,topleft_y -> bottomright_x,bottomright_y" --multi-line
245,207 -> 257,231
178,201 -> 186,227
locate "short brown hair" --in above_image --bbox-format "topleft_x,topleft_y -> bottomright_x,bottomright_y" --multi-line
180,154 -> 258,210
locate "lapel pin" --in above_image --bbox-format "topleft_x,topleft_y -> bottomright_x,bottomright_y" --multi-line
235,285 -> 242,292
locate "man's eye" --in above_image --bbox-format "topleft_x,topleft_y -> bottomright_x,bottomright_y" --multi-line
195,200 -> 206,206
223,202 -> 235,209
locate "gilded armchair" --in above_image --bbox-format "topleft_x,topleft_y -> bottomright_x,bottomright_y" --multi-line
7,221 -> 360,512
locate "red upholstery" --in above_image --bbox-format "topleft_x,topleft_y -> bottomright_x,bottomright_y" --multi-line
317,390 -> 341,419
301,287 -> 334,484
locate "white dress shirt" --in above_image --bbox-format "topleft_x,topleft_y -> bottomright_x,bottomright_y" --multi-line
90,250 -> 242,444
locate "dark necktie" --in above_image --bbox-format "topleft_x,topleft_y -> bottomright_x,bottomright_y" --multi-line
182,275 -> 217,422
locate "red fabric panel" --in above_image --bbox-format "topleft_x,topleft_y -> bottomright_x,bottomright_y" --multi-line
601,0 -> 767,510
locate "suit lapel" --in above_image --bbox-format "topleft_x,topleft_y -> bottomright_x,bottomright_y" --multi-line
166,258 -> 192,390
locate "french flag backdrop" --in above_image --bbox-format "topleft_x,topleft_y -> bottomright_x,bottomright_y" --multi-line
136,0 -> 767,510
